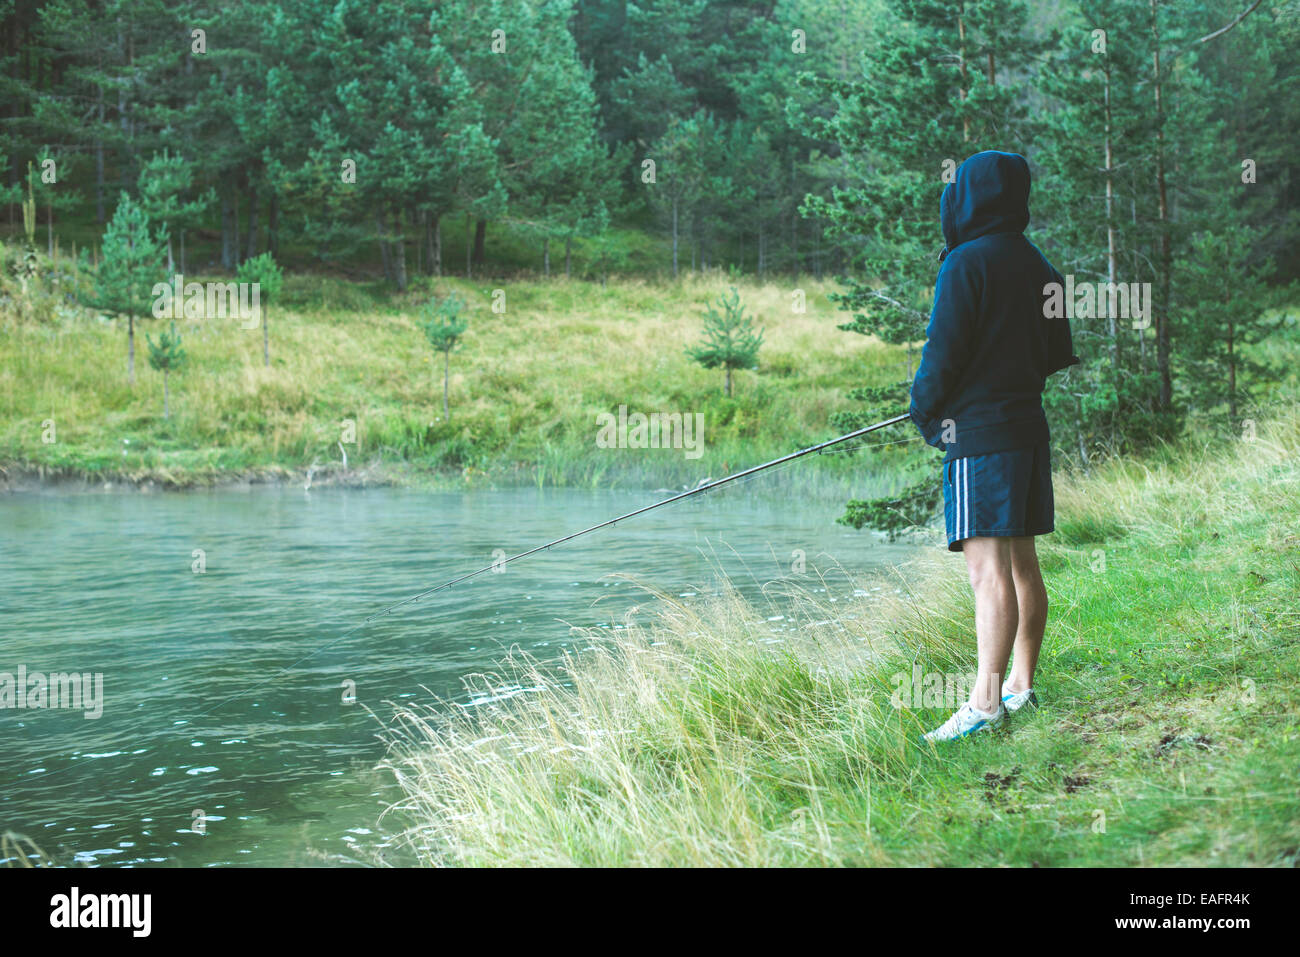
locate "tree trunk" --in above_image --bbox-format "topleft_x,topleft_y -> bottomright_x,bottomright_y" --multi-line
180,229 -> 186,275
165,233 -> 175,276
392,208 -> 408,291
128,314 -> 135,385
473,218 -> 486,265
416,209 -> 425,274
232,186 -> 241,267
1132,196 -> 1145,368
958,12 -> 971,143
465,212 -> 472,278
268,194 -> 280,257
442,349 -> 450,420
1150,0 -> 1173,411
565,235 -> 572,277
542,236 -> 550,276
671,198 -> 680,277
221,188 -> 235,270
1227,319 -> 1236,421
789,154 -> 799,280
245,185 -> 259,260
376,211 -> 391,281
430,214 -> 441,276
117,20 -> 127,136
1074,394 -> 1090,472
724,366 -> 732,398
95,61 -> 105,223
263,304 -> 270,367
1103,57 -> 1119,369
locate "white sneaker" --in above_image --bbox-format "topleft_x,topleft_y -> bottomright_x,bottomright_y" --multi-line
921,702 -> 1005,743
1001,682 -> 1039,714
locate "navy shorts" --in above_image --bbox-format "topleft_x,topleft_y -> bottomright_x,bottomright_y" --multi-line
943,443 -> 1054,551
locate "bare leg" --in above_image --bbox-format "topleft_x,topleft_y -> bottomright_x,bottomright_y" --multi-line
1006,535 -> 1048,693
962,537 -> 1018,713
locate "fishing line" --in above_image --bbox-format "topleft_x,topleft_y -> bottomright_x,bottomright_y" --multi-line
348,411 -> 913,625
819,434 -> 922,455
209,412 -> 909,710
25,412 -> 917,787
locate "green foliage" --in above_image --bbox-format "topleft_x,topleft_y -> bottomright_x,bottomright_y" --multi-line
830,379 -> 910,433
838,478 -> 942,539
1174,225 -> 1282,422
419,293 -> 469,354
686,286 -> 763,396
145,320 -> 187,419
138,150 -> 215,272
236,252 -> 284,303
93,193 -> 167,319
146,320 -> 187,374
420,292 -> 470,419
237,252 -> 285,366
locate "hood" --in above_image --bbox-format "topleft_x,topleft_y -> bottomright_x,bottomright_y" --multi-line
938,151 -> 1031,262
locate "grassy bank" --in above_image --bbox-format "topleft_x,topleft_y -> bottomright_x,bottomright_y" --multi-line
0,256 -> 915,492
381,403 -> 1299,866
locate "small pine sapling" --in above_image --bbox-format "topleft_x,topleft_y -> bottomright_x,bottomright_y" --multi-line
146,320 -> 187,418
420,293 -> 469,419
236,252 -> 284,366
687,286 -> 763,397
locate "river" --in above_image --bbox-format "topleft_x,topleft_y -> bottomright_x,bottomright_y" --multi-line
0,483 -> 919,866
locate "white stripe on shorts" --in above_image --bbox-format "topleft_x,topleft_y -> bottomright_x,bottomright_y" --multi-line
961,458 -> 970,539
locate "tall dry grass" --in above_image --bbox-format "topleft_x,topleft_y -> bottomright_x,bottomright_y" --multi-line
380,404 -> 1299,866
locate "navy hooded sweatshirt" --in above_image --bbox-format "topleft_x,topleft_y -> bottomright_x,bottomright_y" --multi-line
909,151 -> 1079,461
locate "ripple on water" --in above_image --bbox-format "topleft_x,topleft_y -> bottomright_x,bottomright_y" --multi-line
1,485 -> 917,866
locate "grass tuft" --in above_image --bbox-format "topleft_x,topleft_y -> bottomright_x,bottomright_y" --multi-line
381,405 -> 1300,866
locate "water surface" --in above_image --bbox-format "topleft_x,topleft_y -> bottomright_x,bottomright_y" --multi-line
0,484 -> 918,866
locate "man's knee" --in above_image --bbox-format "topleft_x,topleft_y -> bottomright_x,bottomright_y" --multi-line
1010,538 -> 1045,586
965,538 -> 1014,593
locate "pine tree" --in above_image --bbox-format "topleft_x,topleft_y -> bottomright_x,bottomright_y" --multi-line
647,111 -> 721,277
420,293 -> 469,420
146,320 -> 187,418
1036,3 -> 1164,459
236,252 -> 283,367
138,150 -> 215,276
687,286 -> 764,396
93,193 -> 167,386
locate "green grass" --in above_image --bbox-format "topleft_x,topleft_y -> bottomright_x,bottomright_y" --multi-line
0,241 -> 913,493
380,405 -> 1300,866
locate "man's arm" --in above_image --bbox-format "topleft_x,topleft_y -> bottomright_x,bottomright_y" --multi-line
909,253 -> 981,448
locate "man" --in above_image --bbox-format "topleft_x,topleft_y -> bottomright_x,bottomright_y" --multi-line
909,150 -> 1079,743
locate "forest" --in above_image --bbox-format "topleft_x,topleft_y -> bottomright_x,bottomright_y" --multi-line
2,0 -> 1296,467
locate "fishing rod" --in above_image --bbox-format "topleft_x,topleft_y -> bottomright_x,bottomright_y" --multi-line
361,410 -> 912,627
134,410 -> 914,732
